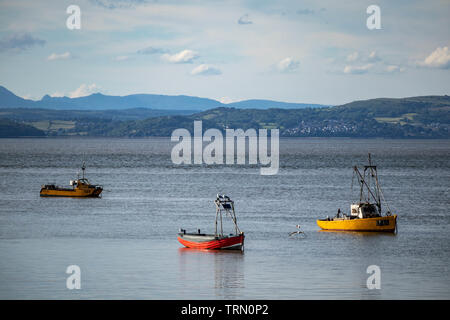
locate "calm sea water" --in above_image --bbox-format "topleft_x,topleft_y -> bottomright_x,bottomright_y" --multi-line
0,137 -> 449,299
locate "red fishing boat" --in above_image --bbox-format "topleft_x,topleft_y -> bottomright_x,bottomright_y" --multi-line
177,195 -> 245,250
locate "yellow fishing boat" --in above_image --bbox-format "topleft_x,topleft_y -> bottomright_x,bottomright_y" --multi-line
317,154 -> 397,233
40,163 -> 103,197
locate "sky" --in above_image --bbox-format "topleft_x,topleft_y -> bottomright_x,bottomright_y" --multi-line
0,0 -> 449,105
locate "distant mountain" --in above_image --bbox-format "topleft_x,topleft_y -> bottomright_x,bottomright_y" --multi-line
0,86 -> 33,108
0,85 -> 327,111
34,92 -> 224,111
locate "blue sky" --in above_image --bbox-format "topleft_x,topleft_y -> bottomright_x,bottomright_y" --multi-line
0,0 -> 449,105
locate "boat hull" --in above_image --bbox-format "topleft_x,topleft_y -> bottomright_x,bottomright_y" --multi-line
40,187 -> 102,197
177,233 -> 244,250
317,215 -> 397,232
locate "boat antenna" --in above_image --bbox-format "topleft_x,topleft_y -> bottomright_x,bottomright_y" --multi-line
81,161 -> 86,179
351,169 -> 355,193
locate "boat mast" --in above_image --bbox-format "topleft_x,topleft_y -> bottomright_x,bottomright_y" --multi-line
354,153 -> 382,214
81,162 -> 86,179
214,195 -> 240,237
230,200 -> 239,235
215,206 -> 219,236
215,197 -> 223,237
366,153 -> 382,214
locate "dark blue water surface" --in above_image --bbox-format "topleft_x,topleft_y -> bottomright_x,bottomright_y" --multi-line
0,138 -> 449,299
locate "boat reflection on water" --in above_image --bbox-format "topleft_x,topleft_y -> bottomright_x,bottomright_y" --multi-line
317,230 -> 397,237
177,247 -> 245,298
178,247 -> 245,255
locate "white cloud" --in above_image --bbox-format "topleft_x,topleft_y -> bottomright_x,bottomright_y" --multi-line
113,55 -> 129,61
418,46 -> 450,69
346,51 -> 381,63
89,0 -> 148,10
190,64 -> 221,76
341,51 -> 403,74
69,83 -> 100,98
218,96 -> 237,104
343,64 -> 373,74
385,65 -> 404,73
0,33 -> 46,52
346,51 -> 359,62
19,93 -> 38,100
238,14 -> 252,25
137,46 -> 166,55
50,92 -> 64,97
47,52 -> 71,61
162,49 -> 198,63
296,9 -> 315,15
367,51 -> 381,62
277,57 -> 300,73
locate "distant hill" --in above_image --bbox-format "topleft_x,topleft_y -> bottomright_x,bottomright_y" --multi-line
106,95 -> 448,138
228,99 -> 328,109
17,95 -> 444,138
0,107 -> 196,122
336,96 -> 450,115
0,118 -> 45,137
331,96 -> 450,125
0,85 -> 327,111
1,85 -> 448,138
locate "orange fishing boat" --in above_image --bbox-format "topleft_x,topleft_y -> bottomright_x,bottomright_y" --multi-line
40,163 -> 103,198
177,195 -> 245,250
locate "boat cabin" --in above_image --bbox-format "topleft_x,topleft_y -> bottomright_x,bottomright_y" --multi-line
70,178 -> 91,188
351,202 -> 381,219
